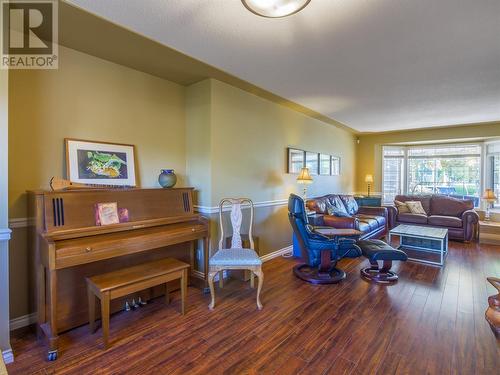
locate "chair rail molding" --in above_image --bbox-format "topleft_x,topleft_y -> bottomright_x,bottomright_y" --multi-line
195,198 -> 288,214
0,229 -> 11,241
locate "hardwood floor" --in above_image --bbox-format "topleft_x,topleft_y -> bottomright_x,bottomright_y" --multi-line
7,240 -> 500,374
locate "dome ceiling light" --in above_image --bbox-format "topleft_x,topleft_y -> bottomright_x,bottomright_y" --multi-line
241,0 -> 311,18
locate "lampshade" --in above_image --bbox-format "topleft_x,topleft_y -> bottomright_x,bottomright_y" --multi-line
242,0 -> 311,18
365,174 -> 374,183
482,189 -> 497,201
297,167 -> 313,184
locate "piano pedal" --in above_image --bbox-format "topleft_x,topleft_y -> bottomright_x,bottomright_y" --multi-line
132,298 -> 139,309
47,350 -> 58,361
138,297 -> 147,306
125,301 -> 131,312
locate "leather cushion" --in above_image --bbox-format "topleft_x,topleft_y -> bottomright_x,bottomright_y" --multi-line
306,196 -> 329,214
355,214 -> 386,227
428,215 -> 463,228
430,195 -> 474,217
327,207 -> 351,217
327,195 -> 349,216
357,221 -> 371,233
357,239 -> 408,262
397,213 -> 428,224
356,217 -> 381,232
340,195 -> 359,216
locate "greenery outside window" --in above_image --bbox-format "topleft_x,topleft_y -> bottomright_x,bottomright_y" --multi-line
382,144 -> 482,206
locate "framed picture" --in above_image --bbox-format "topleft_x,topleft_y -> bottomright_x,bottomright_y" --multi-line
65,138 -> 137,186
288,148 -> 305,173
305,152 -> 319,175
319,154 -> 331,175
331,156 -> 341,176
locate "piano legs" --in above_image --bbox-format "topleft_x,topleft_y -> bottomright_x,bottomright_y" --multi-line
37,261 -> 60,361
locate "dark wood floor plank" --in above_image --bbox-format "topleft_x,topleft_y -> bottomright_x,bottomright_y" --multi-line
7,241 -> 500,375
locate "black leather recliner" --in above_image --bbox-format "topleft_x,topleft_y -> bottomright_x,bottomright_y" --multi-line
288,194 -> 361,284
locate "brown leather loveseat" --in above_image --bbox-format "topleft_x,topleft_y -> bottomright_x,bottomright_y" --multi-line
306,194 -> 387,239
387,195 -> 479,242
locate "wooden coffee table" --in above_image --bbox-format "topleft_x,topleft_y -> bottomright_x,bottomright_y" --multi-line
388,224 -> 448,266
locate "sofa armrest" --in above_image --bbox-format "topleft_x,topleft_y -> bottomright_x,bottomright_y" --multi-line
384,206 -> 398,229
358,206 -> 388,217
462,209 -> 479,241
323,215 -> 358,229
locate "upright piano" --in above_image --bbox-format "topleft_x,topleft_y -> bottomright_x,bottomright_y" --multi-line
29,188 -> 209,358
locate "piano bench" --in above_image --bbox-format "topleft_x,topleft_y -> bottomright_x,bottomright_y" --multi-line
86,258 -> 190,349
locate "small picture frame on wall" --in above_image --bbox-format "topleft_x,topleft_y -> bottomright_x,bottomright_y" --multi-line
305,152 -> 319,175
65,138 -> 137,186
331,156 -> 341,175
319,154 -> 331,175
287,148 -> 305,173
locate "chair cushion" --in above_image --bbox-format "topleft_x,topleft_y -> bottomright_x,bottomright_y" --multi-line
355,214 -> 386,228
357,217 -> 380,231
339,195 -> 359,216
357,221 -> 371,233
357,239 -> 408,262
428,215 -> 463,228
430,195 -> 474,217
397,213 -> 428,224
210,248 -> 262,266
327,206 -> 351,217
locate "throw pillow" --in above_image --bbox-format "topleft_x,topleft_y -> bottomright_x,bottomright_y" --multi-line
406,201 -> 427,215
327,206 -> 351,217
395,200 -> 410,214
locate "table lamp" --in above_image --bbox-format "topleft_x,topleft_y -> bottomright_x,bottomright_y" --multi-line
297,167 -> 313,200
482,189 -> 497,221
365,174 -> 374,197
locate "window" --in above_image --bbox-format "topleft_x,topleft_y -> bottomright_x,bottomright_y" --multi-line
382,146 -> 405,203
382,144 -> 482,206
486,142 -> 500,207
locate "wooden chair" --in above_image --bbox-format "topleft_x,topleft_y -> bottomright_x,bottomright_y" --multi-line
208,198 -> 263,310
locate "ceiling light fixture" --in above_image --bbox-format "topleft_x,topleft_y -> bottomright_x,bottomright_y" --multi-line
242,0 -> 311,18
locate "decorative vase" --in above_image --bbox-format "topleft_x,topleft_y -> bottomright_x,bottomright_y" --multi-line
158,169 -> 177,188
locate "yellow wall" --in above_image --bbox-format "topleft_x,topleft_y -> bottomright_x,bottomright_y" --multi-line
8,48 -> 357,320
210,80 -> 356,203
8,45 -> 186,219
184,79 -> 357,255
8,46 -> 186,319
185,80 -> 212,207
355,122 -> 500,193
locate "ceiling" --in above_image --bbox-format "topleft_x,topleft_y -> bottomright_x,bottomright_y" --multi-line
67,0 -> 500,133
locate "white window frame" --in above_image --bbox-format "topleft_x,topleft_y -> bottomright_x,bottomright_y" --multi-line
381,142 -> 484,205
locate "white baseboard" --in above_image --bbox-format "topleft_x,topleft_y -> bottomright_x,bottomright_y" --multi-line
260,245 -> 293,262
10,312 -> 36,331
2,349 -> 13,364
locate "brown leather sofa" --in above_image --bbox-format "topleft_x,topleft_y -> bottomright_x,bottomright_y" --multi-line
387,195 -> 479,242
306,194 -> 387,239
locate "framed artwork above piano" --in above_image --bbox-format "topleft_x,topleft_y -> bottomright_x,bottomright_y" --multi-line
65,138 -> 138,187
